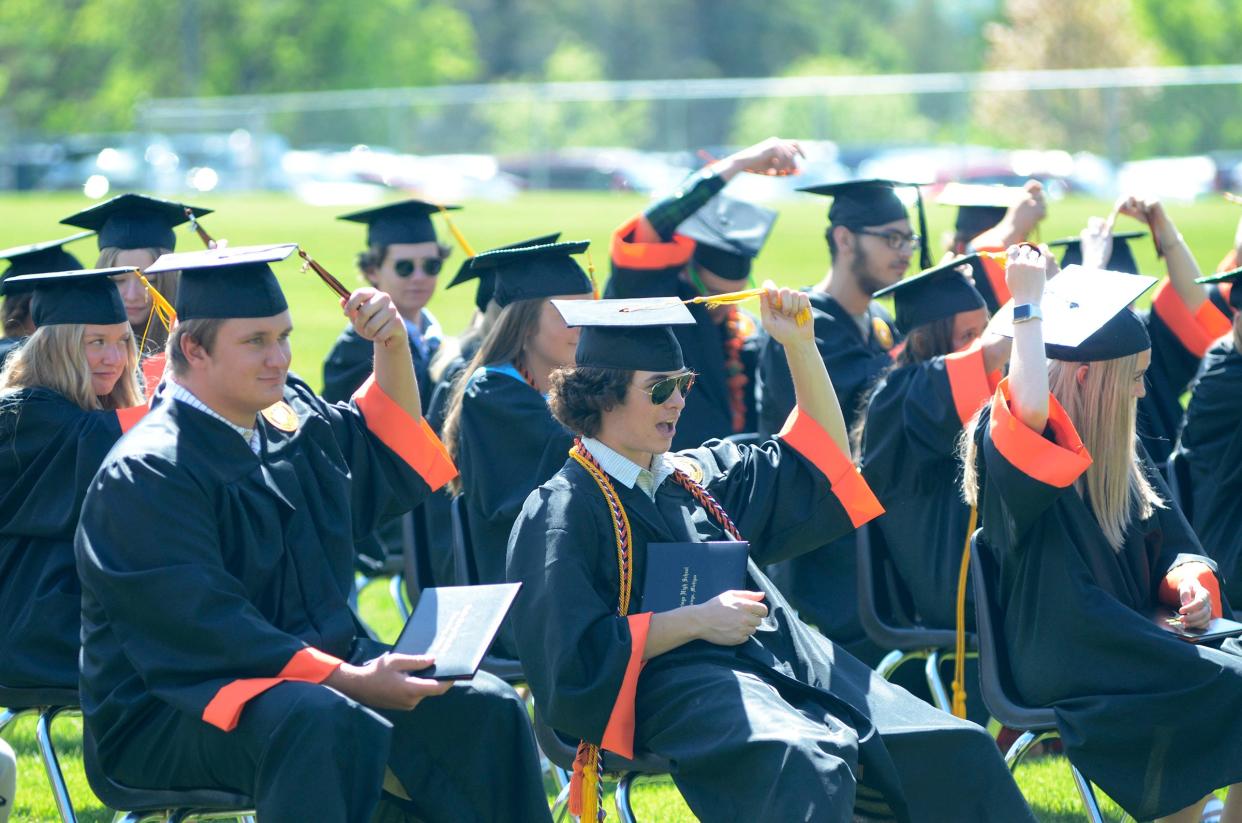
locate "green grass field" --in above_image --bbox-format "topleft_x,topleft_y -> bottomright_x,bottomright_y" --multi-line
2,189 -> 1236,821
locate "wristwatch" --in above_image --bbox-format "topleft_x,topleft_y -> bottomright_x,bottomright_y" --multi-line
1013,303 -> 1043,324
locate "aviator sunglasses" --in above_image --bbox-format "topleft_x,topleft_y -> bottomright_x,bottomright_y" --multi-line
641,372 -> 697,405
393,257 -> 444,277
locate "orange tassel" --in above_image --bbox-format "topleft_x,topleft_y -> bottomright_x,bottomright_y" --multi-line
568,741 -> 600,820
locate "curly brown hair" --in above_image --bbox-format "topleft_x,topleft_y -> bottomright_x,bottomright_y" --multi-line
548,365 -> 633,438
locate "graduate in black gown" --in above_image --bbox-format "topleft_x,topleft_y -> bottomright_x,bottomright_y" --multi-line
604,137 -> 800,448
0,231 -> 93,366
757,179 -> 922,662
0,268 -> 148,690
440,241 -> 593,623
859,255 -> 1010,633
1176,266 -> 1242,605
939,180 -> 1047,314
1049,198 -> 1233,470
961,245 -> 1242,823
76,247 -> 550,823
508,293 -> 1036,823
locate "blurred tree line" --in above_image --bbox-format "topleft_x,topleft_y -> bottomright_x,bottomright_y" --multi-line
2,0 -> 1240,157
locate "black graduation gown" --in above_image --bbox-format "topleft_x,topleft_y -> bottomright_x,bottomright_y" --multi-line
0,337 -> 22,369
1137,281 -> 1234,468
76,376 -> 548,823
860,345 -> 999,630
0,388 -> 144,690
508,413 -> 1034,823
1178,336 -> 1242,603
605,216 -> 761,448
976,379 -> 1242,821
757,290 -> 901,661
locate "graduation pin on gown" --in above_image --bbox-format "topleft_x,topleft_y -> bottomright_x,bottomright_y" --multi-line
508,409 -> 1035,823
0,388 -> 145,689
975,379 -> 1242,821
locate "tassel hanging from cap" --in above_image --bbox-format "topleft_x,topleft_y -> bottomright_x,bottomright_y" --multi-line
134,269 -> 176,355
437,205 -> 475,258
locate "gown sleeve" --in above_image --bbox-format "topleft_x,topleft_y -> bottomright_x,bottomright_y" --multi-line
980,378 -> 1094,548
603,215 -> 696,300
902,345 -> 1000,462
678,405 -> 885,566
505,478 -> 650,757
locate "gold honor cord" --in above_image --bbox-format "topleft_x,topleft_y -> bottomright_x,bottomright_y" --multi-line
951,505 -> 979,719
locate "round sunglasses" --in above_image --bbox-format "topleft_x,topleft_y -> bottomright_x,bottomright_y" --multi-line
393,257 -> 443,278
640,372 -> 697,405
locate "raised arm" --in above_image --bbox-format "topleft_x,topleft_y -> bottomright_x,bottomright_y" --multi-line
1005,245 -> 1051,433
342,287 -> 421,422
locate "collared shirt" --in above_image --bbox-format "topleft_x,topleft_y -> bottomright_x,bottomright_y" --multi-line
405,309 -> 443,362
166,378 -> 261,454
580,437 -> 676,501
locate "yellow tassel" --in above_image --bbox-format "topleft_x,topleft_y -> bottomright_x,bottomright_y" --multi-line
585,249 -> 600,299
131,270 -> 176,355
689,288 -> 812,326
977,250 -> 1009,265
951,505 -> 979,719
568,742 -> 601,820
437,205 -> 475,257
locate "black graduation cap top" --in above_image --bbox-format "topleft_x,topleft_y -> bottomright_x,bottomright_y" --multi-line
147,244 -> 296,320
991,264 -> 1157,361
677,196 -> 778,282
1196,266 -> 1242,310
799,178 -> 931,269
60,193 -> 212,251
449,232 -> 562,312
468,240 -> 593,308
873,253 -> 987,332
1049,230 -> 1147,275
338,200 -> 459,247
552,297 -> 696,373
2,267 -> 128,326
0,231 -> 93,281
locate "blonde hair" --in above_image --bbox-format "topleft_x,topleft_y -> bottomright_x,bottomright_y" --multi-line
959,353 -> 1163,551
0,323 -> 141,410
95,246 -> 175,353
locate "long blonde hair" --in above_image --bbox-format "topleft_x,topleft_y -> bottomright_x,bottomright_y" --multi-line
0,323 -> 141,411
96,246 -> 175,352
959,353 -> 1163,551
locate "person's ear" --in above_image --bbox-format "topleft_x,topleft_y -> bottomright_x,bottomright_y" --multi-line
1075,364 -> 1089,386
180,332 -> 211,370
832,225 -> 853,254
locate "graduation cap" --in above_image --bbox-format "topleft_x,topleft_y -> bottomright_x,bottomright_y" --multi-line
1,267 -> 128,327
147,244 -> 297,320
798,178 -> 931,269
1195,266 -> 1242,311
449,232 -> 562,312
469,240 -> 593,308
552,297 -> 696,373
991,264 -> 1157,361
0,231 -> 93,280
338,200 -> 459,247
873,253 -> 987,332
1049,230 -> 1146,275
937,183 -> 1025,239
60,193 -> 212,251
677,196 -> 778,282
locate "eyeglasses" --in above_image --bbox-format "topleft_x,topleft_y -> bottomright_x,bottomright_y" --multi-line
640,372 -> 696,405
393,257 -> 443,278
854,229 -> 922,252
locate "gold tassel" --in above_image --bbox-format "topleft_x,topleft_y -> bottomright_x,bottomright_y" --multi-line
951,505 -> 979,719
585,249 -> 600,299
437,205 -> 475,257
689,288 -> 811,326
568,741 -> 601,820
132,270 -> 177,355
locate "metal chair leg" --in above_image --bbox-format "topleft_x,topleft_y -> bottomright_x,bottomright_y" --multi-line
1070,765 -> 1106,823
615,772 -> 639,823
1003,729 -> 1057,771
924,650 -> 953,714
550,781 -> 573,823
0,706 -> 34,736
389,573 -> 411,621
875,649 -> 925,681
36,706 -> 78,823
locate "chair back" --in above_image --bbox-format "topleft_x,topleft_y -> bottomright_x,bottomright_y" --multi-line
856,521 -> 962,650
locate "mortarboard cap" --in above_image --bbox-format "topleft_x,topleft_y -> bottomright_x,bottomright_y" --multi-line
2,267 -> 128,327
1049,230 -> 1146,275
937,183 -> 1025,239
873,253 -> 987,332
470,240 -> 593,308
0,231 -> 93,281
991,264 -> 1156,361
338,200 -> 458,247
1195,266 -> 1242,311
60,193 -> 211,251
799,178 -> 931,269
148,244 -> 296,320
553,296 -> 696,373
449,232 -> 562,312
677,196 -> 778,282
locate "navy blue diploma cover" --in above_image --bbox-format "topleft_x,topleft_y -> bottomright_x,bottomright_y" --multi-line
394,583 -> 522,679
640,541 -> 749,613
